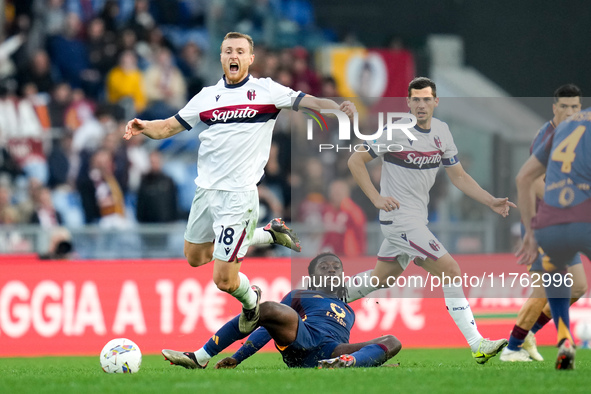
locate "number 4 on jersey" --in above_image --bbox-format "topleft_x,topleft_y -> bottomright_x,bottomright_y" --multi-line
551,125 -> 586,173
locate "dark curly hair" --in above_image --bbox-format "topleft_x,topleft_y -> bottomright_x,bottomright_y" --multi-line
307,252 -> 348,302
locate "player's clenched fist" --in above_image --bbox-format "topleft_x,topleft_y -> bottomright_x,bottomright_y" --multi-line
124,118 -> 146,140
340,101 -> 356,119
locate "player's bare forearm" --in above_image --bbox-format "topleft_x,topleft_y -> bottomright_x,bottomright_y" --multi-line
298,95 -> 356,118
348,152 -> 380,202
446,164 -> 494,206
533,175 -> 545,200
348,152 -> 400,211
300,95 -> 338,110
515,156 -> 547,264
446,164 -> 516,217
123,116 -> 185,140
515,179 -> 538,265
516,156 -> 546,232
455,174 -> 494,206
142,118 -> 185,139
140,119 -> 172,140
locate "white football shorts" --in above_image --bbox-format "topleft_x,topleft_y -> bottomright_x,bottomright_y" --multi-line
377,223 -> 448,270
184,187 -> 259,262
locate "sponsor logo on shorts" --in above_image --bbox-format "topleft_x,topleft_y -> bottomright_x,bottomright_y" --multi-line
400,233 -> 407,241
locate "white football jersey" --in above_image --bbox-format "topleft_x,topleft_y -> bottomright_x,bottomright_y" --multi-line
176,75 -> 303,191
366,117 -> 459,230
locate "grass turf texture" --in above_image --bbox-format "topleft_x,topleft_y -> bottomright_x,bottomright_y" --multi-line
2,347 -> 591,394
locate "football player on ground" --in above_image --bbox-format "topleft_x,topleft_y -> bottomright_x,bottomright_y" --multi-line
517,106 -> 591,370
501,84 -> 587,362
162,252 -> 401,369
124,32 -> 355,334
345,77 -> 515,364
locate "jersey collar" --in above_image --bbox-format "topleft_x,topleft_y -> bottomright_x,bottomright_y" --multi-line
222,74 -> 251,89
414,125 -> 431,133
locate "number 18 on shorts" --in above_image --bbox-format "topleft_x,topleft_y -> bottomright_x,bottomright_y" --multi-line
185,188 -> 259,262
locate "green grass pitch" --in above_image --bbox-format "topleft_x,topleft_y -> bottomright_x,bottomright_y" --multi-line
2,348 -> 591,394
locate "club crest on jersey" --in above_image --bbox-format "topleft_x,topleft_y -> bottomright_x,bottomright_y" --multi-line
429,239 -> 440,251
434,135 -> 442,149
247,89 -> 256,101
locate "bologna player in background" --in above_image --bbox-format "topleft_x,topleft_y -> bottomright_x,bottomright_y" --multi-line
346,77 -> 515,364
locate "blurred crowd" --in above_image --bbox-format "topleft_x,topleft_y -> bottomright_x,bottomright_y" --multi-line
0,0 -> 375,257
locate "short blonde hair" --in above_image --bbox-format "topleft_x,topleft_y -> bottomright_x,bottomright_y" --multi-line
221,32 -> 254,54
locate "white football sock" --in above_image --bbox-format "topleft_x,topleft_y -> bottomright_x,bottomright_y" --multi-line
231,272 -> 258,310
346,269 -> 378,302
442,284 -> 483,351
251,227 -> 273,245
194,348 -> 211,366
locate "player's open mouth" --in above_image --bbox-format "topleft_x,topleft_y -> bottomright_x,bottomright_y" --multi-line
230,63 -> 239,72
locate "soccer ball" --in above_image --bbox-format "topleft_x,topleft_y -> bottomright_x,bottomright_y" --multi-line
99,338 -> 142,373
574,321 -> 591,348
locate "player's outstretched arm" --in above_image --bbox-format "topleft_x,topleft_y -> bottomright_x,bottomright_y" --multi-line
298,95 -> 356,119
515,155 -> 547,265
445,163 -> 516,217
348,151 -> 400,212
123,116 -> 186,140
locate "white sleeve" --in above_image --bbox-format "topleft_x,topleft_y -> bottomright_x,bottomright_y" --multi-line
365,128 -> 390,159
268,78 -> 304,110
441,125 -> 460,166
175,89 -> 205,130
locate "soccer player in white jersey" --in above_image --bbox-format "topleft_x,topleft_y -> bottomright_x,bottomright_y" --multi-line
346,77 -> 516,364
124,32 -> 356,337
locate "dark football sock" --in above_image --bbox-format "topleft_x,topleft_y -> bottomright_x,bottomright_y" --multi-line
350,344 -> 389,367
507,325 -> 529,351
530,312 -> 552,334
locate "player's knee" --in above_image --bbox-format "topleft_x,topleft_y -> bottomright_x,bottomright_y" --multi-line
259,301 -> 277,321
381,335 -> 402,357
214,280 -> 235,293
186,256 -> 207,267
571,279 -> 588,300
438,266 -> 462,280
212,274 -> 237,293
184,247 -> 211,267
